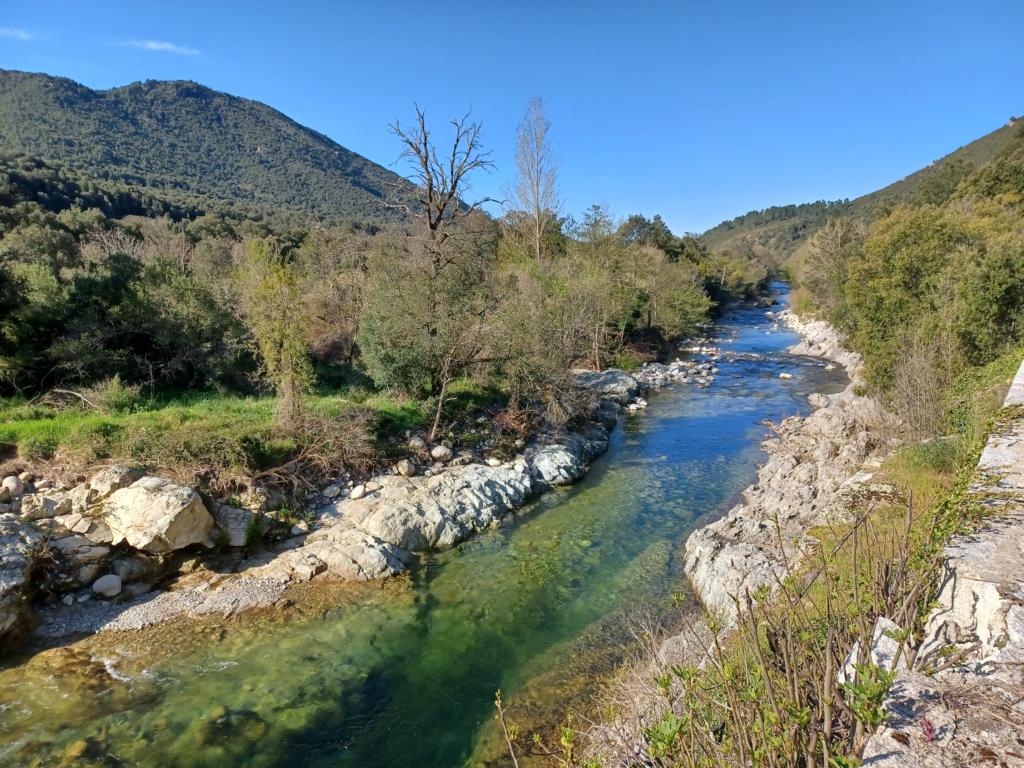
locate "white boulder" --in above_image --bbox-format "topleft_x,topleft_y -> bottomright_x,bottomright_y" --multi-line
105,477 -> 216,553
92,574 -> 122,598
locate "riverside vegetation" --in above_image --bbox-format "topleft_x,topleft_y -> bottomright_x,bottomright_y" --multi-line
0,76 -> 771,649
496,123 -> 1024,765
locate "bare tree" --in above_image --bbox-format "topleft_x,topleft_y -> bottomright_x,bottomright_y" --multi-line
390,105 -> 497,246
509,97 -> 560,261
363,106 -> 504,443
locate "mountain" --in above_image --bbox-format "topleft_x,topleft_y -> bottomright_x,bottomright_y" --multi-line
701,120 -> 1022,263
0,69 -> 412,223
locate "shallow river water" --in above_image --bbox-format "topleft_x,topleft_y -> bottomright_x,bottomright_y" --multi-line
0,289 -> 845,767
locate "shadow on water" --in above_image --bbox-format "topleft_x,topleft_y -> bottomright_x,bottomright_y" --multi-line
0,286 -> 848,768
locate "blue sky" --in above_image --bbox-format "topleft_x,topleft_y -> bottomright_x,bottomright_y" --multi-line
2,0 -> 1022,233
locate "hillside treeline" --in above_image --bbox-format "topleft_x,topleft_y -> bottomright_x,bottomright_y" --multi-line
0,103 -> 767,439
796,123 -> 1024,435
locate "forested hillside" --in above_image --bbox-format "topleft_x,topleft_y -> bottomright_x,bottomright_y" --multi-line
795,121 -> 1024,435
0,69 -> 413,224
0,94 -> 769,489
701,120 -> 1021,264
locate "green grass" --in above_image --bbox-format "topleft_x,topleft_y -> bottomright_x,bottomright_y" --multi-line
0,376 -> 511,486
0,388 -> 429,482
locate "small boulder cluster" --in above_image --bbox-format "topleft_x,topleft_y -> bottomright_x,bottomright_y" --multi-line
633,358 -> 718,389
0,465 -> 275,644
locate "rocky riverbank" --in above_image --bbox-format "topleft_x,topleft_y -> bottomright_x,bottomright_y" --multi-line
584,307 -> 901,763
1,370 -> 644,647
682,309 -> 898,623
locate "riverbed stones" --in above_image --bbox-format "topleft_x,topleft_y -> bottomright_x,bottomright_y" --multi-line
0,514 -> 43,640
395,459 -> 416,477
349,484 -> 366,500
430,444 -> 453,462
105,477 -> 216,553
91,574 -> 122,598
1,475 -> 23,497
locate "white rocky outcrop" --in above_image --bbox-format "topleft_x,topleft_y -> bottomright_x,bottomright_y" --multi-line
104,477 -> 216,553
0,514 -> 43,641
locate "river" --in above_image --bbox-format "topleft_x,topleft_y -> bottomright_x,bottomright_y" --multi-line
0,288 -> 846,767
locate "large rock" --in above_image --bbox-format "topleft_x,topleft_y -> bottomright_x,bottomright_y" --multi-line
21,492 -> 71,520
212,504 -> 255,547
323,463 -> 535,552
530,444 -> 583,487
261,526 -> 409,583
0,514 -> 43,640
529,426 -> 610,489
574,368 -> 641,404
89,465 -> 144,500
104,477 -> 216,553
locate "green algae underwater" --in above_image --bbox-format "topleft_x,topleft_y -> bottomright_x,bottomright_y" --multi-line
0,292 -> 846,767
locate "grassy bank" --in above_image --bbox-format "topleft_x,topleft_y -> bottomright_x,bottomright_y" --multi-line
0,379 -> 507,492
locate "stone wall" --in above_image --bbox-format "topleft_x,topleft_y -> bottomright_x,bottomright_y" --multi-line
861,359 -> 1024,766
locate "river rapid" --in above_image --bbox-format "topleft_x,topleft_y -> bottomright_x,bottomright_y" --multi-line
0,288 -> 846,767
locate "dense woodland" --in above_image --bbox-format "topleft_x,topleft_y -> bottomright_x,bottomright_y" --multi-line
0,96 -> 768,482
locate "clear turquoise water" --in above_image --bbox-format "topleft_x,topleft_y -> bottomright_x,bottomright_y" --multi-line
0,290 -> 846,767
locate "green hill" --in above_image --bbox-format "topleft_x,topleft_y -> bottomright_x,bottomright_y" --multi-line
701,119 -> 1022,263
0,69 -> 412,223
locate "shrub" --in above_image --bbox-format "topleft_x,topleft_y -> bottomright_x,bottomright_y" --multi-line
84,374 -> 144,414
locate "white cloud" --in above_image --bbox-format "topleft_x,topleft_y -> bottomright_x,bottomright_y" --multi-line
0,27 -> 34,41
123,39 -> 200,56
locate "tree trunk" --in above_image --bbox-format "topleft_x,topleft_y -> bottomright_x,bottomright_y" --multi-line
428,376 -> 449,443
